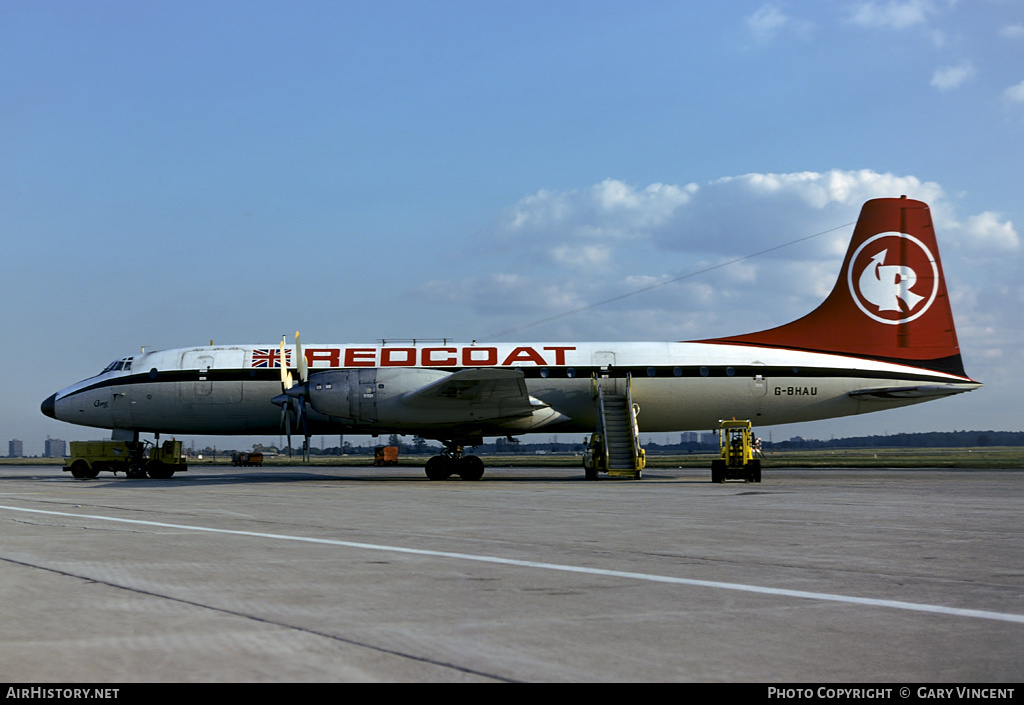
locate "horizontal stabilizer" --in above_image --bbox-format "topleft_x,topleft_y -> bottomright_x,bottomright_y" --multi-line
849,384 -> 981,401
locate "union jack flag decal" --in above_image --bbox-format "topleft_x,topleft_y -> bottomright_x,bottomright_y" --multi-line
251,348 -> 289,368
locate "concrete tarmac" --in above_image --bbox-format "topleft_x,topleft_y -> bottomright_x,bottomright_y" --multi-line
0,463 -> 1021,683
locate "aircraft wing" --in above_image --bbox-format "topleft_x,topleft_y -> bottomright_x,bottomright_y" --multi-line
399,367 -> 542,419
848,384 -> 981,401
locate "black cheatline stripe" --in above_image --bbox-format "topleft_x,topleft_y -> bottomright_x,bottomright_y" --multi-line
62,363 -> 964,398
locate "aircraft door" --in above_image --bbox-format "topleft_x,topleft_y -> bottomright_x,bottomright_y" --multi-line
188,354 -> 214,398
593,351 -> 615,373
353,369 -> 378,422
110,391 -> 133,428
593,351 -> 623,395
748,364 -> 768,419
180,350 -> 244,403
750,368 -> 768,397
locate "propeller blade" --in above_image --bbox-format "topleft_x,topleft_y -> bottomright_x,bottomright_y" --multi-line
271,391 -> 295,458
279,337 -> 292,390
301,391 -> 310,463
273,332 -> 309,462
284,404 -> 293,457
288,331 -> 309,462
283,380 -> 311,463
295,331 -> 308,383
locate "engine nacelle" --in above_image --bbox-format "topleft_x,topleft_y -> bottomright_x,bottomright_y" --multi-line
305,368 -> 447,424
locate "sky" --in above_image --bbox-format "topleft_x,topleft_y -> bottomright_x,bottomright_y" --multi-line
3,1 -> 1022,454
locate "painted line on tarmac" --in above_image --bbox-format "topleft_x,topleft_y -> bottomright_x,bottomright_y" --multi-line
4,503 -> 1023,625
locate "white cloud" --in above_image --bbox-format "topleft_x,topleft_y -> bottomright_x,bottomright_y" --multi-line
746,4 -> 788,42
1003,80 -> 1024,103
411,170 -> 1017,368
931,62 -> 976,90
845,0 -> 943,30
956,211 -> 1019,251
551,243 -> 612,270
710,169 -> 942,209
496,178 -> 697,255
418,272 -> 586,318
745,3 -> 813,43
999,24 -> 1024,40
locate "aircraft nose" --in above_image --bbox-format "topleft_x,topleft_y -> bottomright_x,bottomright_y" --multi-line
41,393 -> 57,419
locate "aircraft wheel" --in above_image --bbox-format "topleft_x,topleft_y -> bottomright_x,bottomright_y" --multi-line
424,456 -> 451,481
459,456 -> 485,481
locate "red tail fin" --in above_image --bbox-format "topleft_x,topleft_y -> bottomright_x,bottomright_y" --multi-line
700,197 -> 969,377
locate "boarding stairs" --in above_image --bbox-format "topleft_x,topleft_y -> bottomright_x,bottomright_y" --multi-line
594,375 -> 645,479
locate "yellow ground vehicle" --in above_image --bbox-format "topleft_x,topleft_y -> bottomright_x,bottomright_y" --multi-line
711,419 -> 761,483
65,439 -> 187,479
231,451 -> 264,467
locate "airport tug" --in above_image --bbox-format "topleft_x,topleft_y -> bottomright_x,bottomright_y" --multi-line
712,419 -> 761,483
65,439 -> 188,479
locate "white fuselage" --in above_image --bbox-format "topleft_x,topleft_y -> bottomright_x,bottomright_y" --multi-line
45,341 -> 978,439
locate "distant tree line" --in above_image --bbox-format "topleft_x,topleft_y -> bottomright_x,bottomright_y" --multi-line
330,430 -> 1024,455
762,430 -> 1024,451
200,430 -> 1022,457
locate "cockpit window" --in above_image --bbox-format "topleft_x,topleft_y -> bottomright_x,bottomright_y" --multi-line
102,357 -> 134,374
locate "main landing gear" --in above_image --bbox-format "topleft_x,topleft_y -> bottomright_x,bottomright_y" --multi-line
424,442 -> 485,481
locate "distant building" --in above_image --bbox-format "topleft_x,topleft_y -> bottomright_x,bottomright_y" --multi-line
44,438 -> 66,458
9,440 -> 23,458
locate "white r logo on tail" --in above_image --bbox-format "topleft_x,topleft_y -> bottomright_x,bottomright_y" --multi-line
847,232 -> 939,325
857,249 -> 926,313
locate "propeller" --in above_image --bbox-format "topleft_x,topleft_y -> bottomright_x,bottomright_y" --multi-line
270,332 -> 312,461
271,336 -> 294,456
291,332 -> 311,461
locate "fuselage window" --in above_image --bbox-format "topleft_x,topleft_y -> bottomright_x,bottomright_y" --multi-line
673,367 -> 683,377
103,357 -> 133,374
647,367 -> 656,377
700,366 -> 709,377
566,368 -> 577,378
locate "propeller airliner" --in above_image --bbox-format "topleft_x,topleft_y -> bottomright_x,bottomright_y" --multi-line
42,197 -> 980,480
